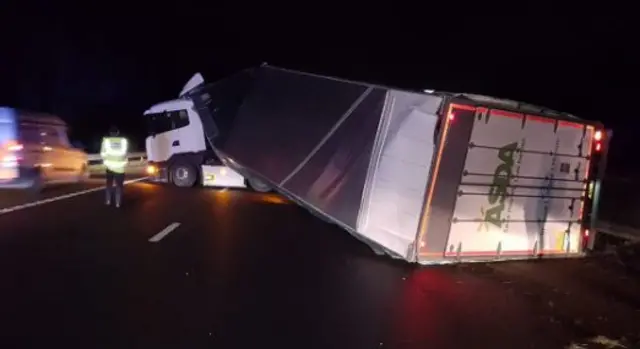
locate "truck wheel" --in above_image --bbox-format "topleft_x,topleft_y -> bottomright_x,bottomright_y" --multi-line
171,163 -> 198,188
247,177 -> 271,193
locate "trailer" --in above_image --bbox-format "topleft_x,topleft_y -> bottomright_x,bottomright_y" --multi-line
160,64 -> 611,264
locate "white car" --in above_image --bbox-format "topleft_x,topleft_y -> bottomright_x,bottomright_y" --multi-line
0,107 -> 89,190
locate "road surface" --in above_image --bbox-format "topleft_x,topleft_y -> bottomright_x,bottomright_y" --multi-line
0,179 -> 638,348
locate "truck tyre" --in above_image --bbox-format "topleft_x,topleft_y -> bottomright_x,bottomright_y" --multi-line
171,162 -> 198,188
247,177 -> 271,193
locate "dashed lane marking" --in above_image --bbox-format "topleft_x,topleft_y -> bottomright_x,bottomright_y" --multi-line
149,222 -> 181,242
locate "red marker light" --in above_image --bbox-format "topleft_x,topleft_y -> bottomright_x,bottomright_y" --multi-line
448,112 -> 455,121
595,142 -> 602,152
594,130 -> 603,141
582,229 -> 591,250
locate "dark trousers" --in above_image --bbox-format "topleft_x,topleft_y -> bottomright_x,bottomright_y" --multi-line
105,169 -> 125,204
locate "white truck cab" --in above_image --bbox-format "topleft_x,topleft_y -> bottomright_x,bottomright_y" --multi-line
143,74 -> 246,189
0,107 -> 89,190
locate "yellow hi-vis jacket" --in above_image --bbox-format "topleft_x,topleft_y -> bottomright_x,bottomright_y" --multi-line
100,137 -> 129,173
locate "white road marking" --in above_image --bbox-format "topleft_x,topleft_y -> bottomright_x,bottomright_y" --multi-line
149,222 -> 181,242
0,177 -> 148,215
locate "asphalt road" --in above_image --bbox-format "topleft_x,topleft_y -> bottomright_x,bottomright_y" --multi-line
0,179 -> 638,348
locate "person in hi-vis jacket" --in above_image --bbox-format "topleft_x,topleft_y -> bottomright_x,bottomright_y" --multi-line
100,126 -> 128,207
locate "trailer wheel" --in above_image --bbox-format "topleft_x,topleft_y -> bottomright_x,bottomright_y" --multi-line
247,177 -> 271,193
171,162 -> 198,188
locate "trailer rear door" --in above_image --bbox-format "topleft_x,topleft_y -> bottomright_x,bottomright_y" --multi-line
444,106 -> 596,259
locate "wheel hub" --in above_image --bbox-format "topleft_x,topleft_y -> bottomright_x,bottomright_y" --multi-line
176,167 -> 189,180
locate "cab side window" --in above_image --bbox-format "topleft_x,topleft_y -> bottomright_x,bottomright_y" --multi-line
148,112 -> 173,134
173,110 -> 190,129
148,110 -> 190,135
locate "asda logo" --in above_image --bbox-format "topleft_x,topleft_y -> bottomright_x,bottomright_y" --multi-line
478,142 -> 518,232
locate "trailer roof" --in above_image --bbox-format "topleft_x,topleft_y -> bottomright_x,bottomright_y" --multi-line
450,93 -> 581,120
259,63 -> 582,121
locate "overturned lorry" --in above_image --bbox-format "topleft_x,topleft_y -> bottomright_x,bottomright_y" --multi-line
182,64 -> 609,264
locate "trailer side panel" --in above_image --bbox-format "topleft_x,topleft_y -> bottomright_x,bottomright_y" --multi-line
223,67 -> 370,183
221,67 -> 387,231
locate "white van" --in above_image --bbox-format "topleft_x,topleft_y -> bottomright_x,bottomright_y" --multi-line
0,107 -> 89,190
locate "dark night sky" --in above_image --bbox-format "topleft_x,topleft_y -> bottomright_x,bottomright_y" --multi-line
0,5 -> 637,173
